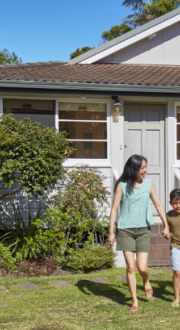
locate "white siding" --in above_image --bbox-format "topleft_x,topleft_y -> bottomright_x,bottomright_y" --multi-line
0,182 -> 46,224
98,21 -> 180,65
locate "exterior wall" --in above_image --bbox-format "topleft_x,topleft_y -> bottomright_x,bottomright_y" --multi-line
98,21 -> 180,65
0,94 -> 112,225
0,182 -> 47,225
1,92 -> 179,266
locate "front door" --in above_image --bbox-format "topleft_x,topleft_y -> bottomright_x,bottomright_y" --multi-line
124,103 -> 165,214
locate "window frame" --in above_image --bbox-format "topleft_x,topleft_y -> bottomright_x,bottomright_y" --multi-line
175,102 -> 180,163
55,98 -> 111,167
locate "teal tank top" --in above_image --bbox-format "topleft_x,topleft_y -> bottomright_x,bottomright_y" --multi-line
117,178 -> 154,229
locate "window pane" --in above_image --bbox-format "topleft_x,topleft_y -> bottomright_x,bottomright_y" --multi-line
59,122 -> 107,140
3,99 -> 54,113
70,141 -> 107,159
59,102 -> 107,120
177,125 -> 180,141
177,144 -> 180,160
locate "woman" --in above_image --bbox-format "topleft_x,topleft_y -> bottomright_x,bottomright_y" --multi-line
108,155 -> 169,312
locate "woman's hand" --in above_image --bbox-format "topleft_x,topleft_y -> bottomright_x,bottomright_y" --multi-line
150,183 -> 169,232
108,233 -> 115,246
162,227 -> 170,239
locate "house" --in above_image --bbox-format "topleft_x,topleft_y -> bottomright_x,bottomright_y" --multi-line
1,7 -> 180,266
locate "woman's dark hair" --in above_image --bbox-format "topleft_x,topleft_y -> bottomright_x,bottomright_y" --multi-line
115,154 -> 147,194
170,189 -> 180,201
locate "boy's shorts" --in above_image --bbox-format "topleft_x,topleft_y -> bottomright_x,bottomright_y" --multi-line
171,248 -> 180,271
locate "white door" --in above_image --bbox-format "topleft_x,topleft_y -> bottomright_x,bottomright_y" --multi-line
124,103 -> 165,214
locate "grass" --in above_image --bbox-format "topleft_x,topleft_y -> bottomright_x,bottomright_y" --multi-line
0,267 -> 179,330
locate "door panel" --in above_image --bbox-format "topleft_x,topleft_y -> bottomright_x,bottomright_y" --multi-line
124,103 -> 165,214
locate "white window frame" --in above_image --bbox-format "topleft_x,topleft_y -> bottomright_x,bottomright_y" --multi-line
174,102 -> 180,163
55,98 -> 111,167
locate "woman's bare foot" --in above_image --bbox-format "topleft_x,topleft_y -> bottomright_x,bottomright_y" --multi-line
143,278 -> 151,291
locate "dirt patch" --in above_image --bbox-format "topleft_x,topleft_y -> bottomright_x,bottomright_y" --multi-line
0,259 -> 73,278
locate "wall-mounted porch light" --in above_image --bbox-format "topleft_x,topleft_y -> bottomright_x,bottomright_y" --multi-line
112,97 -> 122,122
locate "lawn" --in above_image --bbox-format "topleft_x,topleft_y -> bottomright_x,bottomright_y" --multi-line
0,267 -> 178,330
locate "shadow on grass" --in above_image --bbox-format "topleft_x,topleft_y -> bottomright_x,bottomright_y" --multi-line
76,280 -> 147,306
121,279 -> 173,302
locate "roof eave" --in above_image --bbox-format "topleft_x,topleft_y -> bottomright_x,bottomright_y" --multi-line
0,80 -> 180,95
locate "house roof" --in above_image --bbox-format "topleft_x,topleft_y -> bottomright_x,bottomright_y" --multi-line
67,7 -> 180,64
1,62 -> 180,88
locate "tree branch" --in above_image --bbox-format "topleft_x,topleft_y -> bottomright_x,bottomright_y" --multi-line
0,183 -> 25,201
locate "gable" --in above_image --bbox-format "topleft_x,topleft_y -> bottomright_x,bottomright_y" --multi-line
97,21 -> 180,65
68,7 -> 180,65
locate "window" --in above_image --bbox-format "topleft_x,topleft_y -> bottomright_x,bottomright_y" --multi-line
3,99 -> 55,128
3,99 -> 54,113
177,107 -> 180,160
58,101 -> 108,159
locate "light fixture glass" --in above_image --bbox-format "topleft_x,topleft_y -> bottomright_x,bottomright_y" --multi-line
113,100 -> 122,115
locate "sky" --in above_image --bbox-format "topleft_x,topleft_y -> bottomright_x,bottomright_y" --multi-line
0,0 -> 133,63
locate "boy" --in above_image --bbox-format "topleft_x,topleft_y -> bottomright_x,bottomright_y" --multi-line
166,189 -> 180,307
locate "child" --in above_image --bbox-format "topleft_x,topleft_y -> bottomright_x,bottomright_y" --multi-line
166,189 -> 180,307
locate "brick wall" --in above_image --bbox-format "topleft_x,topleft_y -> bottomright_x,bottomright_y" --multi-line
148,224 -> 171,266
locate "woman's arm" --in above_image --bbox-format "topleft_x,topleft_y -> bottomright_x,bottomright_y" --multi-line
108,183 -> 122,246
150,183 -> 170,239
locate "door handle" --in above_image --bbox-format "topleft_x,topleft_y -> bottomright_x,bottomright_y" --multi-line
124,145 -> 127,148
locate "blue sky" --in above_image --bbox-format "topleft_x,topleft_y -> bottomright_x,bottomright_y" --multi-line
0,0 -> 133,63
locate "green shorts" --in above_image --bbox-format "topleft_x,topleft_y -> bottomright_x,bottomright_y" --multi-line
116,227 -> 151,253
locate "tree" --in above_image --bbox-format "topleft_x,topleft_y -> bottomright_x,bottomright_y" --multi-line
0,49 -> 22,65
70,46 -> 93,59
102,24 -> 132,42
122,0 -> 180,28
0,115 -> 73,201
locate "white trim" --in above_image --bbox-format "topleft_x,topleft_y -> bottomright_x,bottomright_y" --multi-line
174,102 -> 180,164
57,97 -> 111,166
59,119 -> 107,123
80,14 -> 180,64
55,100 -> 59,132
0,98 -> 3,114
68,139 -> 107,142
63,159 -> 111,167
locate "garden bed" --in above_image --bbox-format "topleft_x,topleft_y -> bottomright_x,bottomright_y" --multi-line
0,259 -> 73,278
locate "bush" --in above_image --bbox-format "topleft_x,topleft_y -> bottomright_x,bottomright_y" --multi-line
32,166 -> 110,258
0,203 -> 43,259
61,243 -> 115,273
0,243 -> 17,273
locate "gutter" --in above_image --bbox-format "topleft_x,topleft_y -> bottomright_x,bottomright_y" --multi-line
0,80 -> 180,97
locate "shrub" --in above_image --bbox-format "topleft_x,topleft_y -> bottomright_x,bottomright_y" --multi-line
0,243 -> 17,273
33,166 -> 110,258
61,243 -> 115,273
0,203 -> 43,259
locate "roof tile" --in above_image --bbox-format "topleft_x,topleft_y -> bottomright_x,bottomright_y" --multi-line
0,62 -> 180,87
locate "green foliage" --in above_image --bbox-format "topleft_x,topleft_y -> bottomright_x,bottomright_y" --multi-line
122,0 -> 180,28
70,46 -> 93,59
32,167 -> 110,258
32,210 -> 72,258
102,24 -> 132,42
0,115 -> 73,200
0,203 -> 43,259
62,243 -> 115,273
0,243 -> 17,273
0,49 -> 22,65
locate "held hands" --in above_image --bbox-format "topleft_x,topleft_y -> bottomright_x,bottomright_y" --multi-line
162,227 -> 170,239
108,233 -> 115,246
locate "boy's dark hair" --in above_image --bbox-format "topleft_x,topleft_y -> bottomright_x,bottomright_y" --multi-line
170,189 -> 180,201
